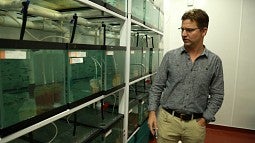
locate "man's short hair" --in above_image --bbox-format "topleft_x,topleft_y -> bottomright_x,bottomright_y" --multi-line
181,9 -> 209,28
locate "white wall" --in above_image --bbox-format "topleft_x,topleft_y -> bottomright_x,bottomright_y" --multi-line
164,0 -> 255,130
232,0 -> 255,129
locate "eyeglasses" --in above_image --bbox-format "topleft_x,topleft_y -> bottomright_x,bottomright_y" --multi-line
178,27 -> 200,33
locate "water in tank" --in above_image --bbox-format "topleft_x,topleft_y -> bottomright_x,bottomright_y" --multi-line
0,45 -> 66,130
67,48 -> 103,104
104,46 -> 126,91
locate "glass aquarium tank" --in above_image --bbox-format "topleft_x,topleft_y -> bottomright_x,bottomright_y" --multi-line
74,25 -> 121,46
105,30 -> 121,46
145,0 -> 159,29
137,93 -> 149,125
104,46 -> 126,92
103,89 -> 124,114
92,118 -> 123,143
0,39 -> 67,137
129,82 -> 149,126
10,118 -> 102,143
103,0 -> 127,15
128,98 -> 139,137
159,10 -> 164,32
131,0 -> 145,22
142,47 -> 150,76
130,47 -> 143,81
149,48 -> 159,74
130,33 -> 138,48
67,44 -> 104,108
73,26 -> 101,45
130,32 -> 147,49
69,107 -> 124,143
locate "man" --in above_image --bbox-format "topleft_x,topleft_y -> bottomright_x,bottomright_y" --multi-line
148,9 -> 224,143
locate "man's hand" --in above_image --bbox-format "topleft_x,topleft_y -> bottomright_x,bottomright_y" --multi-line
197,117 -> 207,127
148,111 -> 158,135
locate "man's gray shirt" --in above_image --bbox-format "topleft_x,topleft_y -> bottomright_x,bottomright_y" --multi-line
148,46 -> 224,122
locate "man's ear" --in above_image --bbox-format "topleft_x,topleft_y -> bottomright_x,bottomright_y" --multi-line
202,27 -> 208,37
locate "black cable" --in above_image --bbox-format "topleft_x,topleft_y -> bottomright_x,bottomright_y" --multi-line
136,32 -> 139,47
151,36 -> 155,49
70,13 -> 78,43
101,99 -> 105,120
20,0 -> 30,40
145,34 -> 148,48
28,132 -> 33,143
72,113 -> 77,136
102,22 -> 106,46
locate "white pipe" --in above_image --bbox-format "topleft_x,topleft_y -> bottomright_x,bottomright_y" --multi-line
0,0 -> 100,27
77,26 -> 120,39
0,15 -> 118,40
75,9 -> 109,18
0,0 -> 119,41
0,0 -> 23,9
0,16 -> 64,33
28,5 -> 99,27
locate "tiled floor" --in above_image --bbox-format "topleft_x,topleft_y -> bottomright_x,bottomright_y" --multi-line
205,125 -> 255,143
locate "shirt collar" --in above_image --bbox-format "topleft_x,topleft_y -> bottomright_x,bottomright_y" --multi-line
180,45 -> 209,58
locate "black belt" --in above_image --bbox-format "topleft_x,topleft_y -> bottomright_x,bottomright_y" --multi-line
162,107 -> 203,121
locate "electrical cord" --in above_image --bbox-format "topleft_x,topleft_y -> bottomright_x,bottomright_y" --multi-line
48,122 -> 58,143
89,56 -> 99,79
66,114 -> 72,127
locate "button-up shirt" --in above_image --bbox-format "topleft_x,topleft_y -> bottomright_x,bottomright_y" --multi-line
148,46 -> 224,122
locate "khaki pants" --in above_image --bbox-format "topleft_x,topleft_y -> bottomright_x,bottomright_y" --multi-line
157,108 -> 206,143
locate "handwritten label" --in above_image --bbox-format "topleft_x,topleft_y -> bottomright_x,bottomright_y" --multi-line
0,50 -> 26,59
